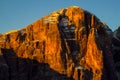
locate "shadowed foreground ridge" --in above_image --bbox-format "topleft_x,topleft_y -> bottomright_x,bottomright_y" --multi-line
0,6 -> 118,80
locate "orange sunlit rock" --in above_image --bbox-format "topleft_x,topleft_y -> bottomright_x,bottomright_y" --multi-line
0,6 -> 117,80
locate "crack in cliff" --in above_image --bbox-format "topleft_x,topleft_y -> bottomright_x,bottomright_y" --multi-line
57,11 -> 87,79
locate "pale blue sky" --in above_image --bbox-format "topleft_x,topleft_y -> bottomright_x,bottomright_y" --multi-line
0,0 -> 120,33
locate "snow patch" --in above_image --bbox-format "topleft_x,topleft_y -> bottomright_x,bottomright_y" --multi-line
59,17 -> 69,27
4,30 -> 17,35
106,30 -> 112,35
19,29 -> 25,34
75,66 -> 84,70
71,6 -> 80,8
43,17 -> 58,23
66,39 -> 76,40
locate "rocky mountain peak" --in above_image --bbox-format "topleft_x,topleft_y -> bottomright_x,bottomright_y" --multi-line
0,6 -> 118,80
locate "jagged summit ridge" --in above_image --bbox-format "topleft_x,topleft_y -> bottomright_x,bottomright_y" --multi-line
42,6 -> 83,24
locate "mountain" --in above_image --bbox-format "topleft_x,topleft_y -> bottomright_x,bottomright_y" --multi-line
0,6 -> 118,80
112,27 -> 120,80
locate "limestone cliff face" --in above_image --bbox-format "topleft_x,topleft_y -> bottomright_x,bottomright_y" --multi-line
0,6 -> 117,80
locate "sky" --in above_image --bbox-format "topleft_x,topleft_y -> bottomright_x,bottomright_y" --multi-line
0,0 -> 120,33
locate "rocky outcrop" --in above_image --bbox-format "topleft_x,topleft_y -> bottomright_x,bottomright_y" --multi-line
0,6 -> 117,80
112,26 -> 120,79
